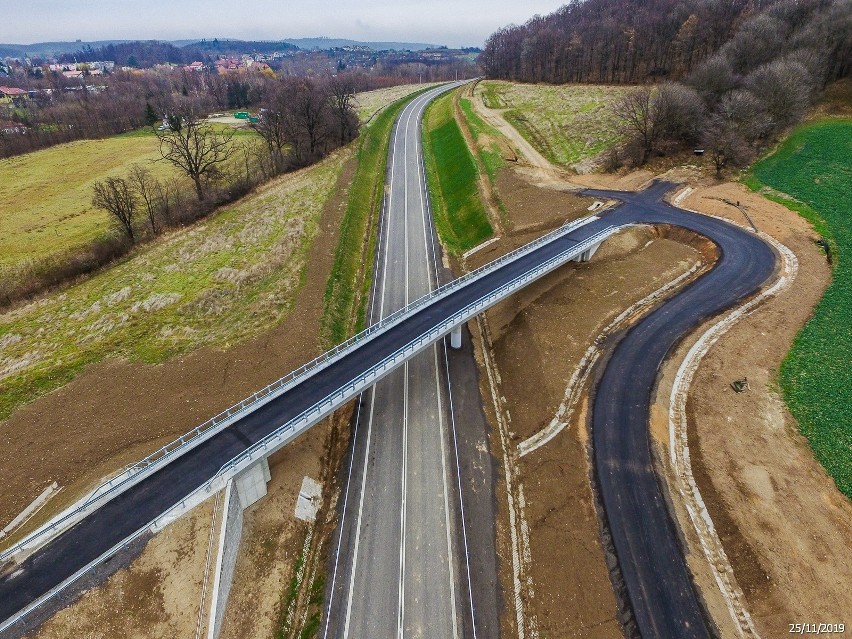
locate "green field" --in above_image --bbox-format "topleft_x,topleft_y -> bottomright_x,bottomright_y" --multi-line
479,80 -> 629,170
0,125 -> 258,275
747,119 -> 852,498
0,151 -> 347,420
0,132 -> 177,270
423,90 -> 493,255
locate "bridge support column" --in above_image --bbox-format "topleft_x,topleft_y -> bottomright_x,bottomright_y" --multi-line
235,456 -> 271,509
572,240 -> 603,263
450,324 -> 463,350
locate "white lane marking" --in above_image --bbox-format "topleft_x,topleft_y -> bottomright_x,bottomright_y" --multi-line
415,87 -> 461,639
398,364 -> 409,639
342,93 -> 412,639
419,82 -> 476,639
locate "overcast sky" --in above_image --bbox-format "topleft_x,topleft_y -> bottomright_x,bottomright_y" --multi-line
0,0 -> 566,48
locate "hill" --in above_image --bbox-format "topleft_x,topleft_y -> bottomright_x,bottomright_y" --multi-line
480,0 -> 851,85
281,37 -> 438,51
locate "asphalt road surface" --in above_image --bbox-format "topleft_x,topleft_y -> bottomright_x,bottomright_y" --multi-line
584,182 -> 776,638
321,83 -> 471,639
0,124 -> 775,638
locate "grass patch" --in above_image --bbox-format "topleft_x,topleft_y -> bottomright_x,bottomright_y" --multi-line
479,80 -> 629,169
423,90 -> 493,255
745,118 -> 852,498
458,96 -> 506,183
0,152 -> 348,420
320,86 -> 435,346
0,133 -> 178,271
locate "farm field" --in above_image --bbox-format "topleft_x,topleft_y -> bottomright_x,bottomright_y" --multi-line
478,80 -> 630,171
746,118 -> 852,499
423,89 -> 493,254
0,125 -> 258,277
0,131 -> 178,272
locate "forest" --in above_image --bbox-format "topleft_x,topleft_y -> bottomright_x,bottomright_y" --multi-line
481,0 -> 851,169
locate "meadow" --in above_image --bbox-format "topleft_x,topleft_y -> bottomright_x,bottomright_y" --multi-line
423,90 -> 493,255
0,151 -> 347,420
479,80 -> 630,170
747,118 -> 852,498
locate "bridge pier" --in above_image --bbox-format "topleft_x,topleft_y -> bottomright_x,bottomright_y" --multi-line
234,457 -> 271,509
450,324 -> 463,349
571,240 -> 603,263
208,456 -> 271,639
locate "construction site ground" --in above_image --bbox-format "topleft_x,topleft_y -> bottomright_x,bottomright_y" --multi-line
465,89 -> 852,637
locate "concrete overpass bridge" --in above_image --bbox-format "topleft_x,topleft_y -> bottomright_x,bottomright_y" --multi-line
0,210 -> 615,636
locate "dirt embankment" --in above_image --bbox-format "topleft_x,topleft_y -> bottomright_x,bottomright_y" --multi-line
12,153 -> 360,636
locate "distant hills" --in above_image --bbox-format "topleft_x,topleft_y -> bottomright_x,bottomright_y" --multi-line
0,37 -> 442,59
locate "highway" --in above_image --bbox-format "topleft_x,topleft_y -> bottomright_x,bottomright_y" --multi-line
322,82 -> 470,639
0,91 -> 776,637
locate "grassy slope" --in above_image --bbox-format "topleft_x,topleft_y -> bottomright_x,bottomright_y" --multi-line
0,132 -> 176,270
423,90 -> 493,255
321,86 -> 434,346
746,119 -> 852,498
0,151 -> 347,420
0,126 -> 258,273
480,80 -> 629,169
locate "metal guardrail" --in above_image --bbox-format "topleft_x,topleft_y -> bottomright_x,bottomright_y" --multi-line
0,214 -> 600,565
212,226 -> 617,479
0,224 -> 616,635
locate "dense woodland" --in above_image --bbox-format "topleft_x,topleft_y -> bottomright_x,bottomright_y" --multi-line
482,0 -> 851,169
480,0 -> 851,85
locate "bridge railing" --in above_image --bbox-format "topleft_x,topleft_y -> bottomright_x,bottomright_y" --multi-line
0,216 -> 601,564
210,225 -> 616,481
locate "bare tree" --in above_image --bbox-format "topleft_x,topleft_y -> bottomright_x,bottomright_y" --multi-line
128,164 -> 160,235
328,75 -> 360,146
613,87 -> 656,163
92,177 -> 138,242
702,115 -> 752,177
155,112 -> 234,201
653,82 -> 705,147
746,59 -> 813,130
253,91 -> 289,173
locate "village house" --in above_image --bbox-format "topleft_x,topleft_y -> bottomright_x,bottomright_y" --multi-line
0,86 -> 28,107
0,120 -> 26,134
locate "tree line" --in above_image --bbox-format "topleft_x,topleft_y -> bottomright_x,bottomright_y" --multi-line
608,0 -> 850,171
480,0 -> 850,86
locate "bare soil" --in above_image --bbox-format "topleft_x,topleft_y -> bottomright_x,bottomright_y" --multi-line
650,184 -> 852,637
480,224 -> 704,638
28,498 -> 214,639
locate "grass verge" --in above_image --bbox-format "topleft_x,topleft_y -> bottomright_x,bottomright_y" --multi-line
423,90 -> 493,255
320,86 -> 434,346
746,118 -> 852,498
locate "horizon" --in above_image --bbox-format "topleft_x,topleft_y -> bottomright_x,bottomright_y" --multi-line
0,0 -> 568,50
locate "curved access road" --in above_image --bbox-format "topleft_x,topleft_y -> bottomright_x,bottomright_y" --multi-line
583,181 -> 776,638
